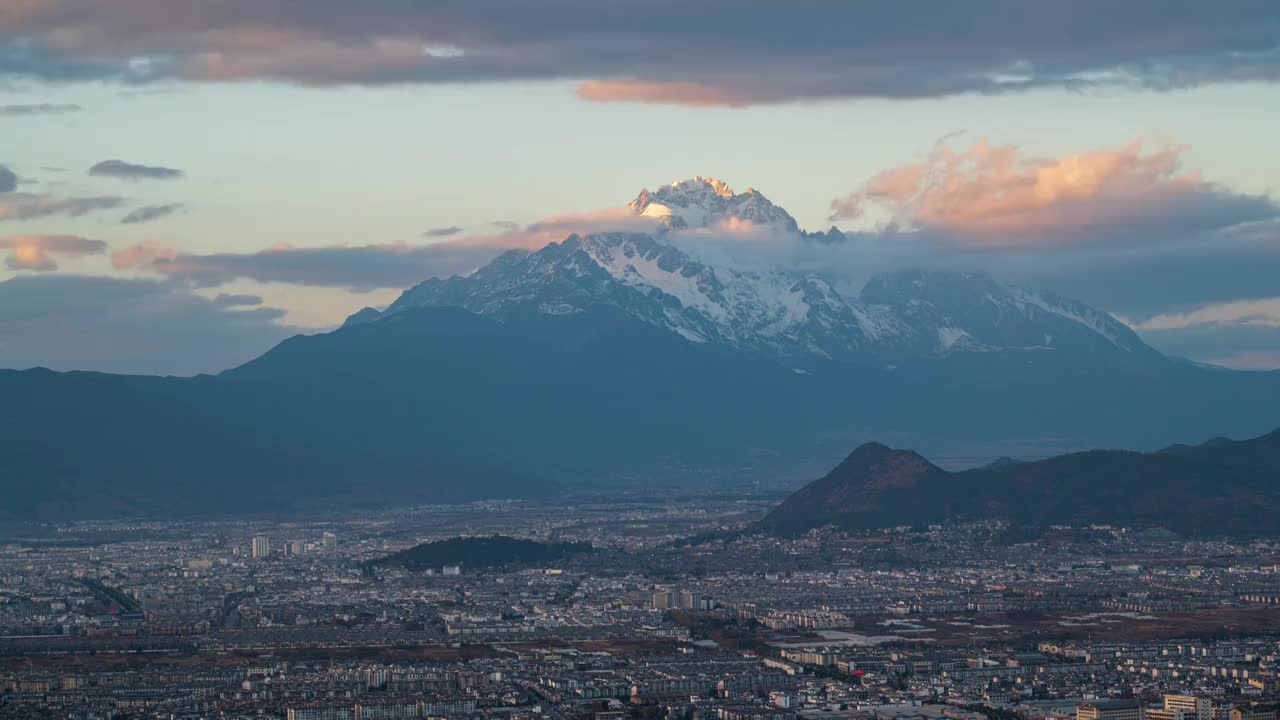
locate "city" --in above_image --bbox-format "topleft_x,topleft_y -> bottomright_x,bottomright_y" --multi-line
3,500 -> 1280,720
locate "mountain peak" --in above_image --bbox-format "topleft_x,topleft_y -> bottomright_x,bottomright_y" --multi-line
830,442 -> 938,481
627,177 -> 801,233
846,440 -> 895,458
760,442 -> 947,533
671,176 -> 735,197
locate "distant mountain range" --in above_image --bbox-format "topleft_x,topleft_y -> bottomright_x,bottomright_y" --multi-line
1,177 -> 1278,520
761,429 -> 1280,537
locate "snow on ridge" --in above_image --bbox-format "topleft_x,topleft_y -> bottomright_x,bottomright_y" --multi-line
574,233 -> 818,343
1009,286 -> 1131,351
937,326 -> 969,350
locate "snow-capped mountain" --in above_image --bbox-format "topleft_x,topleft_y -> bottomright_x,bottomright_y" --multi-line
627,176 -> 847,243
354,176 -> 1163,367
380,232 -> 889,360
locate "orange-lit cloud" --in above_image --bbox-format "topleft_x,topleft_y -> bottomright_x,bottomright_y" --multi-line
110,241 -> 178,271
831,139 -> 1277,246
1,234 -> 107,271
577,80 -> 756,108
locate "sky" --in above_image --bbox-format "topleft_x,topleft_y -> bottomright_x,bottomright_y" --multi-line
1,1 -> 1279,375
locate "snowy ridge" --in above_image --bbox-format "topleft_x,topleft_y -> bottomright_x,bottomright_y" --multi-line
1008,287 -> 1139,352
356,178 -> 1163,367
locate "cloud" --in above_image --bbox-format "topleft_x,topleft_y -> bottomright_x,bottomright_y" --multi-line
489,220 -> 519,231
0,102 -> 81,116
0,234 -> 107,271
423,226 -> 463,238
211,293 -> 264,309
2,2 -> 1279,104
1133,314 -> 1280,370
1210,353 -> 1280,371
0,192 -> 127,220
111,208 -> 664,291
89,159 -> 184,181
830,138 -> 1280,247
0,165 -> 15,193
0,274 -> 296,376
577,80 -> 758,108
111,240 -> 511,290
1119,297 -> 1280,369
120,202 -> 184,224
1127,297 -> 1280,332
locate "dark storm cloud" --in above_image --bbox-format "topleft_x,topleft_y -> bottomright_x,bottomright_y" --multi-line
120,202 -> 184,224
0,165 -> 16,193
2,1 -> 1279,104
0,102 -> 82,116
89,159 -> 184,181
0,275 -> 297,376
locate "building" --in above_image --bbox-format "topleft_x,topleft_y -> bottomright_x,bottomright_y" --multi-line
652,589 -> 674,610
1078,700 -> 1144,720
1163,696 -> 1214,720
678,590 -> 697,610
323,531 -> 338,549
1229,706 -> 1279,720
251,535 -> 271,559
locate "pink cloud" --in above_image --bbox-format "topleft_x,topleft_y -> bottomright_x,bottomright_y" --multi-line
576,80 -> 758,108
110,241 -> 178,271
830,138 -> 1275,247
1,234 -> 107,271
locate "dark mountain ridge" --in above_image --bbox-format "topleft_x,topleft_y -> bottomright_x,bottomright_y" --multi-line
761,429 -> 1280,537
2,296 -> 1279,521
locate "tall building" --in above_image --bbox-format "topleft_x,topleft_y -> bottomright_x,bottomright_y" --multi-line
652,589 -> 674,610
251,535 -> 271,559
322,531 -> 337,549
1078,700 -> 1144,720
677,590 -> 696,610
